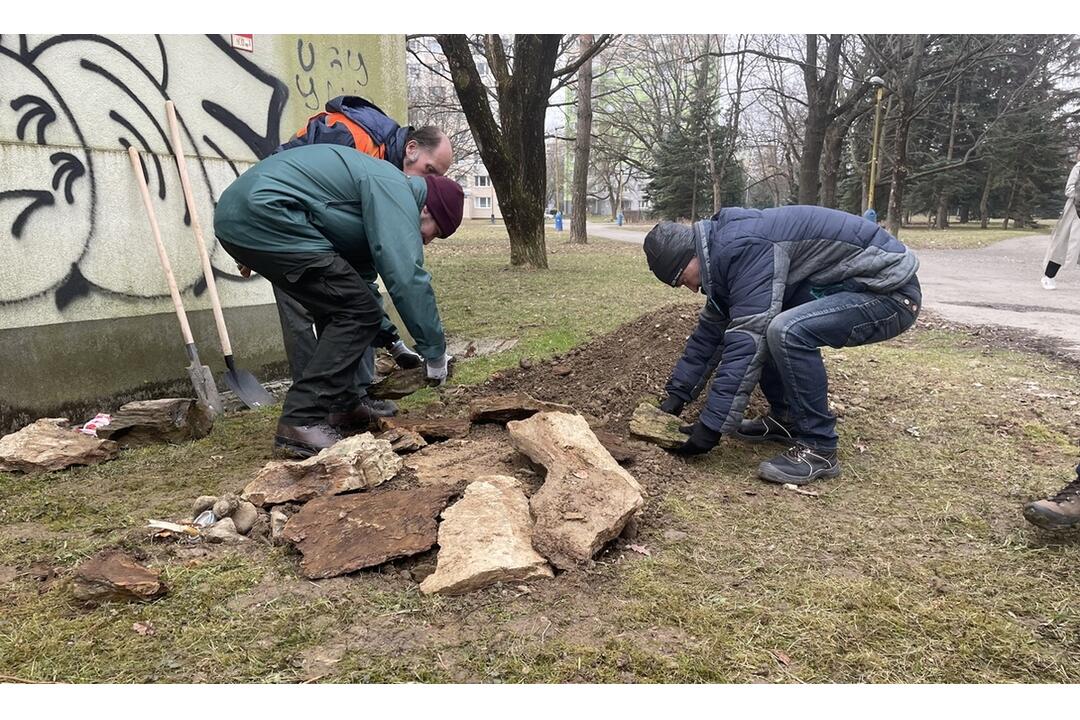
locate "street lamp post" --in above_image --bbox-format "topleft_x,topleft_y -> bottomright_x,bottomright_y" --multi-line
865,76 -> 887,219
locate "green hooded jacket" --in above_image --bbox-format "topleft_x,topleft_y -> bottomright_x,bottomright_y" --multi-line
213,144 -> 445,359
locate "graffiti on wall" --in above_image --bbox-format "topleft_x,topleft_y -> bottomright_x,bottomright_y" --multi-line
0,34 -> 289,328
293,37 -> 370,111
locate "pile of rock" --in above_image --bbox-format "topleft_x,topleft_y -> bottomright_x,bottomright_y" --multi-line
190,492 -> 265,543
177,394 -> 647,598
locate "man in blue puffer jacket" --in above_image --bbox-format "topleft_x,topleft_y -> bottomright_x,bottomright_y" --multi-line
645,205 -> 921,485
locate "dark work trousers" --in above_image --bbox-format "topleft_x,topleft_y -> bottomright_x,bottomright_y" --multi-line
220,241 -> 382,425
274,286 -> 375,393
761,276 -> 922,451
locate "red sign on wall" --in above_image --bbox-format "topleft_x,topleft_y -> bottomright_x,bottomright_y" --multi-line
231,34 -> 253,53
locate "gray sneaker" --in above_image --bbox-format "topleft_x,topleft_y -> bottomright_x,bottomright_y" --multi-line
734,415 -> 795,444
759,444 -> 841,485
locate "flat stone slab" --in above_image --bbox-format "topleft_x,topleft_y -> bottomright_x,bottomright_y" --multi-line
377,416 -> 471,442
421,475 -> 553,595
508,411 -> 644,570
629,403 -> 689,449
98,398 -> 214,448
468,393 -> 576,425
281,487 -> 456,579
242,433 -> 401,508
369,367 -> 427,400
404,437 -> 521,490
0,418 -> 120,473
71,551 -> 168,605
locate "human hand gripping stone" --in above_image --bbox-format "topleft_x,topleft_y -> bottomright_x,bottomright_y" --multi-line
670,422 -> 721,456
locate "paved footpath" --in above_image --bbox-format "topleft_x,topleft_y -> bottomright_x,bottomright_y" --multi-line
587,222 -> 1079,361
915,234 -> 1080,361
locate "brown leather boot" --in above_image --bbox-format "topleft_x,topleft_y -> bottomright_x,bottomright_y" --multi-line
273,421 -> 342,459
1024,477 -> 1080,530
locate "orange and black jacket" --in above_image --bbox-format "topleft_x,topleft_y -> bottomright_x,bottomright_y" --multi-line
275,95 -> 410,169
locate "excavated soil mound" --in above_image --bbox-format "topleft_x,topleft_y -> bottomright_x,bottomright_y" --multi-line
475,304 -> 701,430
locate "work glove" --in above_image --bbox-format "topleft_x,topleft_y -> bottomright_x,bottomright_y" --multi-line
389,340 -> 423,370
659,396 -> 685,417
425,353 -> 452,386
670,422 -> 721,456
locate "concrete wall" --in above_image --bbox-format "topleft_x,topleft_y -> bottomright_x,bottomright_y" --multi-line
0,34 -> 406,431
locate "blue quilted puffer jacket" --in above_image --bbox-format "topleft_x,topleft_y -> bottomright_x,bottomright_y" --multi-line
665,205 -> 920,434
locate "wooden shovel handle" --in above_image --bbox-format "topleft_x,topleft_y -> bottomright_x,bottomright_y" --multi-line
164,100 -> 233,357
128,146 -> 195,346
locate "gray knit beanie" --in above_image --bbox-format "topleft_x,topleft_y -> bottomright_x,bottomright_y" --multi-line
644,222 -> 696,286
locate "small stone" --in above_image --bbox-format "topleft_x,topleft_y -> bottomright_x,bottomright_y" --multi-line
519,358 -> 534,370
270,510 -> 289,545
552,365 -> 572,377
377,428 -> 427,454
782,483 -> 799,491
203,517 -> 245,543
192,496 -> 218,517
212,493 -> 240,519
71,551 -> 168,605
409,563 -> 437,583
231,501 -> 259,535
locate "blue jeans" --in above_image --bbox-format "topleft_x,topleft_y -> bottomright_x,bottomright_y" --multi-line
761,277 -> 921,451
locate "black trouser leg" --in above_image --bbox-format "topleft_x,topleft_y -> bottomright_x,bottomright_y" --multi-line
274,286 -> 317,384
220,242 -> 382,425
1046,261 -> 1062,279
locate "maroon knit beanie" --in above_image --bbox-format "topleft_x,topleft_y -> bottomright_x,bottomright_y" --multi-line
423,175 -> 465,238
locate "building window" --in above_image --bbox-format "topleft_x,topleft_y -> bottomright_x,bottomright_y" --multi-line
475,175 -> 490,187
407,63 -> 421,81
474,196 -> 492,210
430,86 -> 446,101
475,59 -> 488,76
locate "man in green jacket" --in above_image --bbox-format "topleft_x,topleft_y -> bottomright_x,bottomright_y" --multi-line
214,143 -> 464,457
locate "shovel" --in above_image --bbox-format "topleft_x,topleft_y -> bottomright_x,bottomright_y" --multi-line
164,101 -> 274,409
127,146 -> 223,415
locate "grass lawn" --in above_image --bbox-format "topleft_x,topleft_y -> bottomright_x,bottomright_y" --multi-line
1,221 -> 1079,683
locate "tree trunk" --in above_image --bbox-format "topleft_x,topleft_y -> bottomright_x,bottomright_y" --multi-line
958,205 -> 970,223
979,168 -> 993,228
569,34 -> 594,244
797,34 -> 843,206
821,122 -> 848,209
935,83 -> 962,230
885,35 -> 928,237
437,34 -> 561,269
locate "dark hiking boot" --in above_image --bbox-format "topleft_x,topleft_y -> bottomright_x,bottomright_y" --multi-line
362,397 -> 398,417
327,398 -> 399,434
274,422 -> 342,459
1023,479 -> 1080,530
734,415 -> 795,444
758,444 -> 841,486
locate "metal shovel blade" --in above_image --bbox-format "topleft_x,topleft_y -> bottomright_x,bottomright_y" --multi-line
188,361 -> 223,415
223,357 -> 275,409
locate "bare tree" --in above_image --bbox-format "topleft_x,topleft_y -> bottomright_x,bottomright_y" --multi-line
432,34 -> 613,269
569,34 -> 594,243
